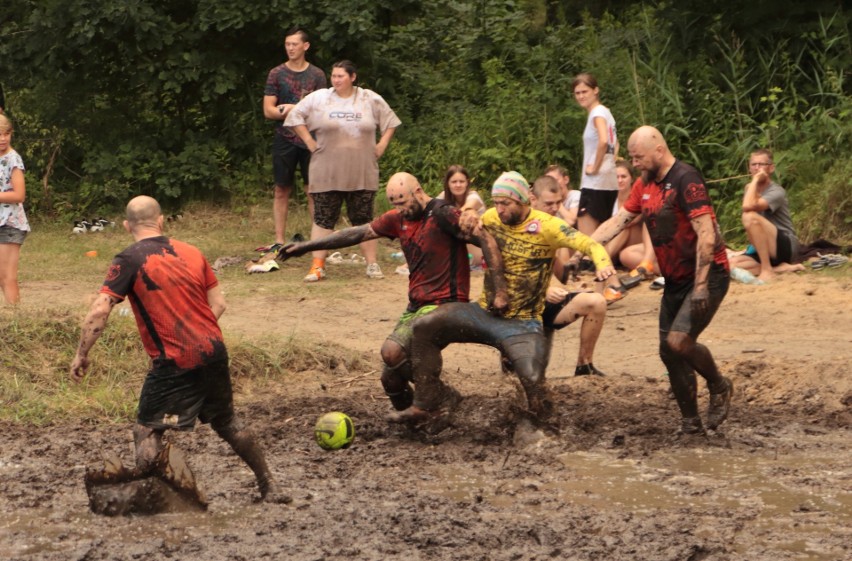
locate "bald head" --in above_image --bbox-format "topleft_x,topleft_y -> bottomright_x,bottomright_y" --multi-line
386,172 -> 431,220
386,172 -> 421,202
628,125 -> 668,153
627,126 -> 675,182
124,196 -> 163,237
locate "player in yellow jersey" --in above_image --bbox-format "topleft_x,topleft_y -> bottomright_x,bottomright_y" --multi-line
388,172 -> 615,424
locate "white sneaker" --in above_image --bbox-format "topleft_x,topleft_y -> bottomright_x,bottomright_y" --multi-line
365,263 -> 384,279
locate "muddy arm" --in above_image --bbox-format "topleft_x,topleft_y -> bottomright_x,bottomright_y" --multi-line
70,293 -> 119,382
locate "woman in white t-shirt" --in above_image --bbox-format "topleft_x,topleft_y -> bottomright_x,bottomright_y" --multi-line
287,60 -> 401,282
436,165 -> 485,270
573,73 -> 619,237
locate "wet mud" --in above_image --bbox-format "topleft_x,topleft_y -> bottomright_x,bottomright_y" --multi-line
1,354 -> 849,561
3,272 -> 850,560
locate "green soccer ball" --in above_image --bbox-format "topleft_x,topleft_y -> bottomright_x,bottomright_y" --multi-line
314,412 -> 355,450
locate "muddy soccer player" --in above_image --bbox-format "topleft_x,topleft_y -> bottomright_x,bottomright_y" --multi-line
277,172 -> 508,416
70,196 -> 286,504
590,126 -> 733,435
397,171 -> 615,423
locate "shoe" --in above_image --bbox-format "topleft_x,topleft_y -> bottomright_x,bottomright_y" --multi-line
366,263 -> 384,279
619,274 -> 643,290
255,242 -> 284,253
650,277 -> 665,290
304,265 -> 326,282
603,285 -> 627,305
327,252 -> 345,264
574,363 -> 606,376
681,416 -> 706,435
706,377 -> 734,430
394,264 -> 410,276
629,260 -> 655,279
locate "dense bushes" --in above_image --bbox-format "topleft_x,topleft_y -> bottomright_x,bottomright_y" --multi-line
1,0 -> 849,242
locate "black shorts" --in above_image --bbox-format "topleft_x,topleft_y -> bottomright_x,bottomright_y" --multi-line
137,357 -> 235,431
659,263 -> 729,341
578,189 -> 619,225
749,229 -> 796,266
541,292 -> 584,330
272,134 -> 311,189
312,190 -> 376,230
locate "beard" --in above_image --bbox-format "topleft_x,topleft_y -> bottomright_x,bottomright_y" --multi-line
402,200 -> 425,220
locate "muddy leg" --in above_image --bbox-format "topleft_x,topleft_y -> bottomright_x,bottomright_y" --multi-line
213,417 -> 290,503
132,424 -> 165,474
503,333 -> 552,419
380,339 -> 413,411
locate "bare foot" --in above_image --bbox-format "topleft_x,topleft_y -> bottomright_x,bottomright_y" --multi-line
774,263 -> 805,274
757,270 -> 776,282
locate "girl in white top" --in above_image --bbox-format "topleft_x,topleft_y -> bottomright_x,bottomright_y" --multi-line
436,165 -> 485,269
0,114 -> 29,304
573,73 -> 619,236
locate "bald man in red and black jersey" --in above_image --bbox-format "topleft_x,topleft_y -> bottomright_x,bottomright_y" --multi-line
71,196 -> 286,503
278,172 -> 508,415
592,126 -> 734,436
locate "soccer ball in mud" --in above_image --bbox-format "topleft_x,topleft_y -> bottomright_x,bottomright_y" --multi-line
314,412 -> 355,450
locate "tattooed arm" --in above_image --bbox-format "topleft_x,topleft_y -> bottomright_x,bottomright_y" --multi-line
70,293 -> 120,382
689,213 -> 716,317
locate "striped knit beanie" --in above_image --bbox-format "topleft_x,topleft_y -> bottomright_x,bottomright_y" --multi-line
491,171 -> 531,204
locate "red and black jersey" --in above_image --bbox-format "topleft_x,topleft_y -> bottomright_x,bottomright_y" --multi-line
371,199 -> 470,311
624,160 -> 728,284
100,236 -> 225,370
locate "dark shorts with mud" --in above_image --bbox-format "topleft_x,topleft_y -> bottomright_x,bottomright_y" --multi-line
137,357 -> 235,430
659,263 -> 729,341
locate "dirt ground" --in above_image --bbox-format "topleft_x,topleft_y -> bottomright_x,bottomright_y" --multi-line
2,260 -> 851,561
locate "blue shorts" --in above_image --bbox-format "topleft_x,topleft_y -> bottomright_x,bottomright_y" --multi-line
0,225 -> 27,245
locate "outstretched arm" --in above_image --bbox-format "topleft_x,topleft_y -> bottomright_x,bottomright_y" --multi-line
70,293 -> 119,382
278,224 -> 381,261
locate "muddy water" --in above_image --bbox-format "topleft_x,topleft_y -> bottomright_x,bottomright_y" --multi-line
423,431 -> 851,561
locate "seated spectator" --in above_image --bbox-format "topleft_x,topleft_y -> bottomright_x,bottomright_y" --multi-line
436,165 -> 486,269
544,164 -> 579,227
729,149 -> 804,281
530,175 -> 609,376
604,160 -> 657,277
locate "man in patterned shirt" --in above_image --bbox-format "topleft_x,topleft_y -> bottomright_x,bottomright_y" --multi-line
591,126 -> 733,435
71,196 -> 286,503
261,27 -> 327,250
277,172 -> 507,417
404,171 -> 615,422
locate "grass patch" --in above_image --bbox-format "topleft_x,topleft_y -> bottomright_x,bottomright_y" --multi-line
0,306 -> 371,425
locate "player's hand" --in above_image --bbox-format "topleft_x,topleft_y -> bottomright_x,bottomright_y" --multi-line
70,355 -> 89,383
754,170 -> 770,189
691,284 -> 710,319
546,286 -> 569,304
459,211 -> 482,238
489,290 -> 509,317
594,265 -> 616,282
276,242 -> 307,262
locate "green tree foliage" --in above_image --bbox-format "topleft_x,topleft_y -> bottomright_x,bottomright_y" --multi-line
1,0 -> 849,241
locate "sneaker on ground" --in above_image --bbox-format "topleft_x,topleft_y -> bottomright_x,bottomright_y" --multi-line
304,265 -> 326,282
706,377 -> 734,430
366,262 -> 384,279
680,416 -> 706,435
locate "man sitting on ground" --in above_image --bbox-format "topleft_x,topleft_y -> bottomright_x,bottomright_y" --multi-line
729,148 -> 803,281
